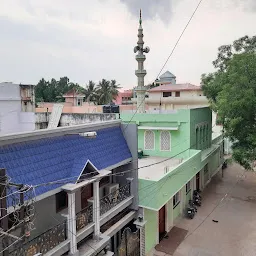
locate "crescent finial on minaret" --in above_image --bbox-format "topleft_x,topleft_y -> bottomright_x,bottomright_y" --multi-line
139,9 -> 142,25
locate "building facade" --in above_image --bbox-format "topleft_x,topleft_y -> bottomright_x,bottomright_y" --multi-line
0,82 -> 35,135
0,120 -> 142,256
120,107 -> 225,254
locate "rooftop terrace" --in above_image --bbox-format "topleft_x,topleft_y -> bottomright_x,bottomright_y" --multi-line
138,156 -> 183,181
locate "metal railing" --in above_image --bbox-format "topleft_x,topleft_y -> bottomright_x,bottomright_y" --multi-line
100,182 -> 131,216
76,204 -> 93,231
9,221 -> 67,256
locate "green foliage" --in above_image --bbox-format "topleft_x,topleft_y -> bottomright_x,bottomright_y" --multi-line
35,77 -> 121,106
201,35 -> 256,169
96,79 -> 121,105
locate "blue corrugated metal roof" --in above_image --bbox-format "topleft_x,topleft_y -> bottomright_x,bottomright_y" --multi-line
0,126 -> 132,204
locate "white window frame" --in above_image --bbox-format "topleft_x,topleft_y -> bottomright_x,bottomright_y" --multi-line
77,98 -> 83,106
144,130 -> 155,150
160,130 -> 171,151
173,191 -> 180,208
186,181 -> 191,194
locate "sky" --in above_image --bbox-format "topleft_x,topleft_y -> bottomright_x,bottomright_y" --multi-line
0,0 -> 255,90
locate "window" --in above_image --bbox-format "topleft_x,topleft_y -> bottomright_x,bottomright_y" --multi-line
175,91 -> 180,97
173,192 -> 180,208
160,131 -> 171,151
77,99 -> 82,106
163,92 -> 172,97
56,191 -> 68,212
144,130 -> 155,150
186,181 -> 191,194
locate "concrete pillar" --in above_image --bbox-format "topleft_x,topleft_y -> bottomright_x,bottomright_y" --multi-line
167,198 -> 173,231
134,219 -> 147,256
93,180 -> 100,239
67,192 -> 79,256
181,186 -> 186,215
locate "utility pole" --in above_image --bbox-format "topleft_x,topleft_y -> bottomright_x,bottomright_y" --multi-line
0,168 -> 9,256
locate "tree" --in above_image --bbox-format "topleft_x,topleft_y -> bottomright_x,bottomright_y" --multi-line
201,35 -> 256,169
84,80 -> 97,103
96,79 -> 121,105
35,77 -> 84,104
35,77 -> 121,106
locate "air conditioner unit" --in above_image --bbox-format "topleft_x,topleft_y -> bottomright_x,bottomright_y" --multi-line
105,183 -> 119,196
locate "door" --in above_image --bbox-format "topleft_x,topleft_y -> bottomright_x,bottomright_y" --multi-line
196,172 -> 200,190
81,183 -> 93,209
159,205 -> 166,240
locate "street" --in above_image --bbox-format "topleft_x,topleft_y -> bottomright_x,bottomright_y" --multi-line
154,163 -> 256,256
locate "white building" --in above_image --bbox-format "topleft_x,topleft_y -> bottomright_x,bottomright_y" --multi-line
0,82 -> 35,135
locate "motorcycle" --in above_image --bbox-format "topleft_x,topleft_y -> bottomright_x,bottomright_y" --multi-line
193,190 -> 202,200
186,206 -> 195,219
188,199 -> 197,213
193,195 -> 202,206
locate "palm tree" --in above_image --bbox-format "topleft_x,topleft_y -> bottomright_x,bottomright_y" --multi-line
110,80 -> 121,101
96,79 -> 122,105
84,80 -> 97,103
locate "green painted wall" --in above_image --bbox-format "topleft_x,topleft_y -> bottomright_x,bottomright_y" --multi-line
139,149 -> 201,210
186,190 -> 192,205
173,203 -> 181,222
121,111 -> 192,157
144,209 -> 157,254
137,125 -> 190,158
189,108 -> 212,150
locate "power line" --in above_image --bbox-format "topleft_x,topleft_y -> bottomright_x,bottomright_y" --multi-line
156,0 -> 204,79
123,0 -> 204,130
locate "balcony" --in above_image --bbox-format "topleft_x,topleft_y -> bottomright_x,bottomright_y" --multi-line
7,182 -> 133,256
8,221 -> 67,256
76,182 -> 132,234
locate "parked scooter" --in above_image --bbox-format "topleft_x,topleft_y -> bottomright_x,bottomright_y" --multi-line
188,199 -> 197,213
193,190 -> 202,206
193,189 -> 202,200
193,195 -> 202,206
186,206 -> 196,219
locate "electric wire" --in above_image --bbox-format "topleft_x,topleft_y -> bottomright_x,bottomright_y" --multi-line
123,0 -> 204,131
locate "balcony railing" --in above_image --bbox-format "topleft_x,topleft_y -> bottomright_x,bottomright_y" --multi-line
76,204 -> 93,231
100,182 -> 131,216
8,221 -> 67,256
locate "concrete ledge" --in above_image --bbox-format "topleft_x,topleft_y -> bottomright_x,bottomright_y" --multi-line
100,196 -> 134,226
77,223 -> 95,243
79,234 -> 110,256
103,211 -> 136,237
44,239 -> 70,256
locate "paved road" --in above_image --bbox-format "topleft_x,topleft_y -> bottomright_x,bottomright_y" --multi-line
173,163 -> 256,256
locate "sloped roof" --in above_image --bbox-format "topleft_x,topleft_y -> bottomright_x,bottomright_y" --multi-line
159,71 -> 176,79
0,126 -> 132,204
149,83 -> 202,92
63,88 -> 85,97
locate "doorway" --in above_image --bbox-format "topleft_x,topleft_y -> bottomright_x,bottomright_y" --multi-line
159,205 -> 166,241
196,172 -> 200,190
81,183 -> 93,209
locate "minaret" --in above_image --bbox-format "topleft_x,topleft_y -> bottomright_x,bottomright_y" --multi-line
134,10 -> 150,113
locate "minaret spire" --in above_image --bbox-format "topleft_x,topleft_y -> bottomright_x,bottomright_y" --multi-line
134,9 -> 150,113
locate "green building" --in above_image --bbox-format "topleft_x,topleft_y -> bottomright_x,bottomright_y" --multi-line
120,107 -> 224,254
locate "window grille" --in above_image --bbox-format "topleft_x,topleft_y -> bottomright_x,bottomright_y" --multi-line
160,131 -> 171,151
144,130 -> 155,150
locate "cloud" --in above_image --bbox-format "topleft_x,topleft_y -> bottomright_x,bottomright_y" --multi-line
119,0 -> 178,24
